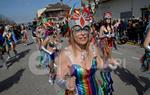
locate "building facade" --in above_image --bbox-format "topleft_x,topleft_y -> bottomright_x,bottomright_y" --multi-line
37,3 -> 70,22
44,3 -> 70,18
95,0 -> 150,20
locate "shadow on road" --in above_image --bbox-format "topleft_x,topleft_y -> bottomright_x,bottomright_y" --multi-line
0,69 -> 25,92
6,49 -> 31,68
138,76 -> 150,95
114,67 -> 150,95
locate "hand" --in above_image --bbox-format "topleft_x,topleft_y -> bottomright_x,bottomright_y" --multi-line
111,34 -> 115,37
66,76 -> 76,91
108,58 -> 117,65
107,58 -> 120,70
108,58 -> 120,66
106,34 -> 111,38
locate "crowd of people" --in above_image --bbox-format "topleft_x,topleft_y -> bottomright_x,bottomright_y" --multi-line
27,6 -> 123,95
0,3 -> 150,95
30,9 -> 150,95
0,24 -> 29,68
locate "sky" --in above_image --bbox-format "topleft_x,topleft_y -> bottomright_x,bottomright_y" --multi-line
0,0 -> 81,23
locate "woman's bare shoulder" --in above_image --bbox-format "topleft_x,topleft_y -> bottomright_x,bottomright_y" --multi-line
100,26 -> 105,29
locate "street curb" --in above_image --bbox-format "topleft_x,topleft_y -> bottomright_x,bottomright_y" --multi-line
126,42 -> 142,46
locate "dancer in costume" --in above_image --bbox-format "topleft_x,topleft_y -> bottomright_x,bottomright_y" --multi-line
41,28 -> 57,85
0,24 -> 7,69
99,12 -> 114,60
21,25 -> 28,47
35,25 -> 45,50
0,24 -> 5,51
3,25 -> 18,60
99,12 -> 119,69
56,7 -> 117,95
142,15 -> 150,71
98,12 -> 120,95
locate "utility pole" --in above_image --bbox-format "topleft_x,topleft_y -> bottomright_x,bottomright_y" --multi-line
131,0 -> 133,18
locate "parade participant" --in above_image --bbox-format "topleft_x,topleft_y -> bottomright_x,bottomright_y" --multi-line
31,20 -> 38,43
56,7 -> 118,95
10,26 -> 18,44
98,12 -> 119,94
0,24 -> 7,69
3,25 -> 18,59
56,7 -> 103,95
142,15 -> 150,71
0,24 -> 5,48
35,25 -> 45,50
99,12 -> 119,67
41,28 -> 57,85
21,25 -> 28,46
99,12 -> 114,60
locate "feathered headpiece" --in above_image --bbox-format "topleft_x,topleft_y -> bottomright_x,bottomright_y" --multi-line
68,6 -> 93,28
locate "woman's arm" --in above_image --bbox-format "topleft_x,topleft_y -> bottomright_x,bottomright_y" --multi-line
111,25 -> 115,37
42,37 -> 50,47
56,50 -> 69,88
7,32 -> 12,39
56,50 -> 75,90
92,45 -> 103,69
99,26 -> 105,38
94,44 -> 119,70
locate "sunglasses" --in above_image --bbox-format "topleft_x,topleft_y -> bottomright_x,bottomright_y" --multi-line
105,18 -> 111,20
71,25 -> 91,34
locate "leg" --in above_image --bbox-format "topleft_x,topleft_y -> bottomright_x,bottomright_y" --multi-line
5,45 -> 11,59
11,43 -> 17,55
0,50 -> 7,69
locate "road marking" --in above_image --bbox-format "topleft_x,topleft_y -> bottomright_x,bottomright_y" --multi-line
112,51 -> 123,55
131,56 -> 139,60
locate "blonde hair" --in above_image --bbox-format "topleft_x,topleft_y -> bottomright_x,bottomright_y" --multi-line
69,30 -> 91,58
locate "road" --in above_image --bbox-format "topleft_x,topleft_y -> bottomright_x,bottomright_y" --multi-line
0,36 -> 150,95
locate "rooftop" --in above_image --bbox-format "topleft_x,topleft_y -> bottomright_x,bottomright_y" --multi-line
45,3 -> 70,12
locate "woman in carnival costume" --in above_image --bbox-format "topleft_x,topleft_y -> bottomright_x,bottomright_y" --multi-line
3,25 -> 18,60
21,25 -> 28,46
0,24 -> 5,52
141,15 -> 150,71
39,22 -> 62,85
41,28 -> 57,85
56,6 -> 117,95
0,24 -> 7,69
98,12 -> 121,95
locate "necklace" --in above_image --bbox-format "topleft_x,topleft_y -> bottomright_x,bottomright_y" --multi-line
81,50 -> 87,61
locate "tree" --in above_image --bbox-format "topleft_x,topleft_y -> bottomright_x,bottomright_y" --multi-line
0,14 -> 15,24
